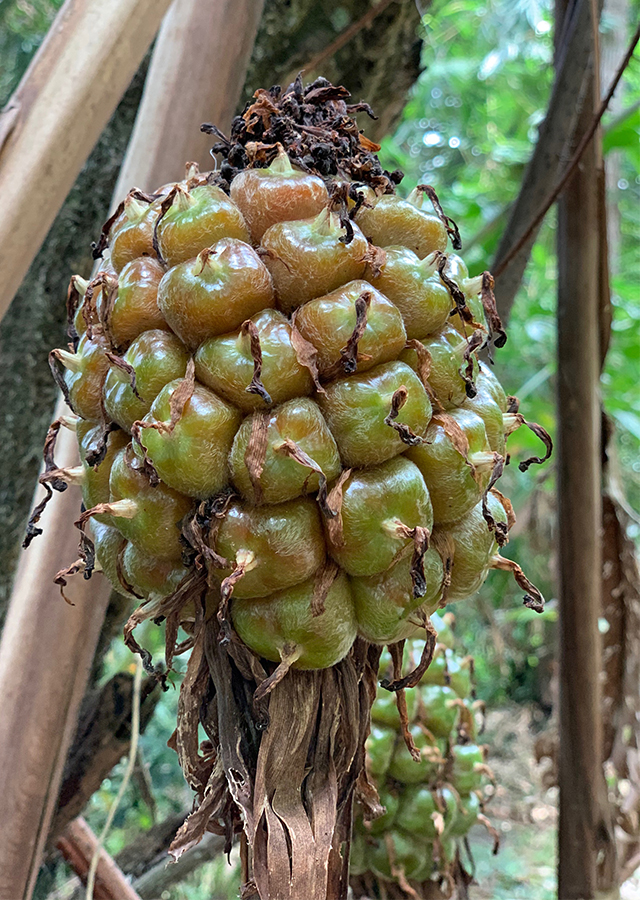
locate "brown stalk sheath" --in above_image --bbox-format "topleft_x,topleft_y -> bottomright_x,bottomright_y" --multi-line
56,817 -> 143,900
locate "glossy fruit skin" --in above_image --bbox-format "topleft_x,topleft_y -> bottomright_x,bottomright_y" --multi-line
464,362 -> 511,453
367,246 -> 453,338
366,727 -> 397,779
318,361 -> 432,468
387,726 -> 446,784
92,521 -> 133,598
436,494 -> 507,601
351,546 -> 443,644
400,323 -> 477,410
64,334 -> 110,421
229,398 -> 341,504
121,541 -> 189,599
231,571 -> 357,670
396,785 -> 440,839
157,238 -> 274,349
420,647 -> 473,699
327,458 -> 433,577
108,448 -> 192,561
157,184 -> 250,267
476,362 -> 508,411
77,420 -> 129,523
109,196 -> 164,274
104,257 -> 169,350
230,159 -> 328,243
420,684 -> 460,738
450,744 -> 484,796
447,791 -> 480,836
214,498 -> 325,598
355,194 -> 447,259
464,384 -> 506,455
194,308 -> 313,411
103,330 -> 190,432
371,688 -> 418,729
260,211 -> 368,313
370,830 -> 433,882
294,280 -> 407,378
442,254 -> 488,337
406,408 -> 493,524
139,380 -> 241,499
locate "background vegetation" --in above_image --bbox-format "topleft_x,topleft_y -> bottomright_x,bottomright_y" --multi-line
1,0 -> 639,895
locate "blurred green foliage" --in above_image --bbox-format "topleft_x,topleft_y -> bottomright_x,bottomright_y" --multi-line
0,0 -> 64,105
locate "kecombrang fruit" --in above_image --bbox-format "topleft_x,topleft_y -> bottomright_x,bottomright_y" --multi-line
34,77 -> 550,689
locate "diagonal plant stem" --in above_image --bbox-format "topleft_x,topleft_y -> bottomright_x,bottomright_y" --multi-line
492,0 -> 605,318
493,19 -> 640,284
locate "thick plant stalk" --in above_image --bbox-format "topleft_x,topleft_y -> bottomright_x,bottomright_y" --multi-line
556,0 -> 617,894
56,817 -> 143,900
0,3 -> 266,896
0,418 -> 113,900
0,0 -> 174,322
113,0 -> 266,195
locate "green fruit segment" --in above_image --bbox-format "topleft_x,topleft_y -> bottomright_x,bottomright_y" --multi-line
420,647 -> 473,699
370,688 -> 418,729
139,378 -> 241,499
369,830 -> 433,882
420,684 -> 460,738
77,421 -> 129,523
230,398 -> 341,504
464,385 -> 507,455
366,789 -> 399,836
230,148 -> 328,243
367,246 -> 453,338
406,408 -> 494,525
103,330 -> 190,432
450,744 -> 485,796
396,786 -> 440,839
214,499 -> 325,598
294,280 -> 407,378
108,448 -> 192,561
156,184 -> 249,268
108,192 -> 163,274
121,541 -> 190,599
57,334 -> 110,422
194,308 -> 313,411
327,458 -> 433,577
106,257 -> 169,349
366,727 -> 397,779
448,791 -> 481,836
157,238 -> 274,348
231,572 -> 357,670
436,494 -> 507,601
260,209 -> 368,313
92,521 -> 132,598
400,323 -> 478,410
441,254 -> 488,336
387,726 -> 446,784
358,611 -> 495,886
318,361 -> 432,468
352,546 -> 443,644
355,192 -> 447,259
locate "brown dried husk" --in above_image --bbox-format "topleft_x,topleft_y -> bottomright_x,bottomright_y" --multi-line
156,588 -> 384,900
